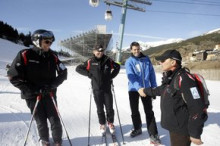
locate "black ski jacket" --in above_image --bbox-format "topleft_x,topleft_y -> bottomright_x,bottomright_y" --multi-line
7,47 -> 67,99
76,55 -> 120,91
144,67 -> 207,139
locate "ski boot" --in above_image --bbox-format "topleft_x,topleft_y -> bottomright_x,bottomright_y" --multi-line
130,128 -> 142,138
108,122 -> 115,134
150,134 -> 161,146
40,140 -> 50,146
100,124 -> 106,135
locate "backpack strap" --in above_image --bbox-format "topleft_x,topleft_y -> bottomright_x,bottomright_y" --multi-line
109,59 -> 114,69
173,68 -> 190,103
52,53 -> 58,64
86,59 -> 91,71
21,50 -> 28,65
22,49 -> 59,66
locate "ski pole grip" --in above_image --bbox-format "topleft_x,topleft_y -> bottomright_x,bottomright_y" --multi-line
50,92 -> 54,97
37,94 -> 42,101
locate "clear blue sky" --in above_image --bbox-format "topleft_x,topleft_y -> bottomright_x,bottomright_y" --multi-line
1,0 -> 220,50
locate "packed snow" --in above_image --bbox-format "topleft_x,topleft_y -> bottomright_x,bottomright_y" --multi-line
0,38 -> 220,146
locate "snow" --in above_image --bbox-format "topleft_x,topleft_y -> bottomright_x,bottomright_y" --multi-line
205,28 -> 220,35
0,38 -> 220,146
138,38 -> 184,50
111,38 -> 184,53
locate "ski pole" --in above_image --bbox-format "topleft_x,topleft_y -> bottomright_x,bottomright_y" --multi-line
88,87 -> 93,146
112,84 -> 125,145
24,94 -> 42,146
50,92 -> 72,146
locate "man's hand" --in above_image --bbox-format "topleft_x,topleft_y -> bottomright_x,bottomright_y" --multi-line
138,88 -> 146,97
190,137 -> 203,145
40,85 -> 54,96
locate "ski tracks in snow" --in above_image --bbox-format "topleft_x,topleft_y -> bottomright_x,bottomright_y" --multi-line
0,104 -> 38,146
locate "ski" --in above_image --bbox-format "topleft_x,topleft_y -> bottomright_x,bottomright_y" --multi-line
101,133 -> 107,146
110,134 -> 119,146
150,141 -> 161,146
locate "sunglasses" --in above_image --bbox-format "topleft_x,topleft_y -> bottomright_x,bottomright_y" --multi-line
98,50 -> 104,52
44,40 -> 53,45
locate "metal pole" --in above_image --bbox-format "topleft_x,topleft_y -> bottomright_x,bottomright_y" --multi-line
116,0 -> 128,63
24,94 -> 42,146
111,84 -> 125,144
88,88 -> 93,146
49,92 -> 72,146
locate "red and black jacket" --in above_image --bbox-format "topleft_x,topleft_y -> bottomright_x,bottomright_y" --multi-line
76,55 -> 120,91
7,47 -> 67,99
144,68 -> 207,139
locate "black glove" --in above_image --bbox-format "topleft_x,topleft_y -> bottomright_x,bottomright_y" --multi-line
40,84 -> 54,96
88,72 -> 93,79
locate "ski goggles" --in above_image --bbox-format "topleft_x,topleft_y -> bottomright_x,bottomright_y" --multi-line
41,31 -> 55,41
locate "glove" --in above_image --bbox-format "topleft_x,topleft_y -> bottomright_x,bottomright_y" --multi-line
88,73 -> 93,79
40,84 -> 54,96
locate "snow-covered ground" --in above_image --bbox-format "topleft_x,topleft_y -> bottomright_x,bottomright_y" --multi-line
0,39 -> 220,146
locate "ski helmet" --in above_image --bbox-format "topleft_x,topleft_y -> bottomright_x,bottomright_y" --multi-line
31,29 -> 55,48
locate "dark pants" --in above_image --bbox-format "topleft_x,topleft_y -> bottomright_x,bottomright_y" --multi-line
129,91 -> 158,136
26,95 -> 62,143
170,131 -> 191,146
93,90 -> 114,125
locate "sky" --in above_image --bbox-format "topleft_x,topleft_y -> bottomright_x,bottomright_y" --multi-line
1,0 -> 220,51
0,38 -> 220,146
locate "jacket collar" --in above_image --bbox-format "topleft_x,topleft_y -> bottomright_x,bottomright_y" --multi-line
131,52 -> 145,59
31,47 -> 51,58
162,67 -> 182,85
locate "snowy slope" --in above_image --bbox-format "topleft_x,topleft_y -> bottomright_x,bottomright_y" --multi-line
0,39 -> 220,146
0,38 -> 25,76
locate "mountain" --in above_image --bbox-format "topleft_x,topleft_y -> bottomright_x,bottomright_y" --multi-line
204,28 -> 220,35
138,38 -> 184,51
115,38 -> 184,52
143,28 -> 220,59
120,28 -> 220,64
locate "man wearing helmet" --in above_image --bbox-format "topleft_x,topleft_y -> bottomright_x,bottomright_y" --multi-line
7,29 -> 67,146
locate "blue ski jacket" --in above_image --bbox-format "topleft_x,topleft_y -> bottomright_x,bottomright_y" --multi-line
125,53 -> 157,91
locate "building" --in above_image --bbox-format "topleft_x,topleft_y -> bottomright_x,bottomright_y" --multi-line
60,25 -> 113,62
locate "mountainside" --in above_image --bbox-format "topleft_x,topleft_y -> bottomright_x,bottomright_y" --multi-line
121,29 -> 220,66
144,31 -> 220,59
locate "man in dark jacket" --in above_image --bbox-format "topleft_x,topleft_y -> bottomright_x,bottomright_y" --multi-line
76,44 -> 120,135
138,50 -> 208,146
7,29 -> 67,146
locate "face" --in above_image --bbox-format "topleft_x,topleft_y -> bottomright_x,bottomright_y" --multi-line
131,45 -> 141,57
93,50 -> 104,58
160,58 -> 177,72
40,39 -> 53,52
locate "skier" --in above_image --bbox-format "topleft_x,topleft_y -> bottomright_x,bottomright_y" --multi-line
125,42 -> 160,145
138,49 -> 208,146
7,29 -> 67,146
76,44 -> 120,135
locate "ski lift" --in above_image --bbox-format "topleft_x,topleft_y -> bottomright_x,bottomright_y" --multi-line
105,4 -> 112,21
89,0 -> 100,7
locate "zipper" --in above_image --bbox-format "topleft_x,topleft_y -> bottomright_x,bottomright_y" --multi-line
138,59 -> 146,88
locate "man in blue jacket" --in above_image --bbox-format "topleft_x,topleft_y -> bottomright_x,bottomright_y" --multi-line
125,42 -> 160,145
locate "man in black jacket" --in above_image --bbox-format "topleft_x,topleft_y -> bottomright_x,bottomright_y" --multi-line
138,50 -> 207,146
76,44 -> 120,135
7,29 -> 67,146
